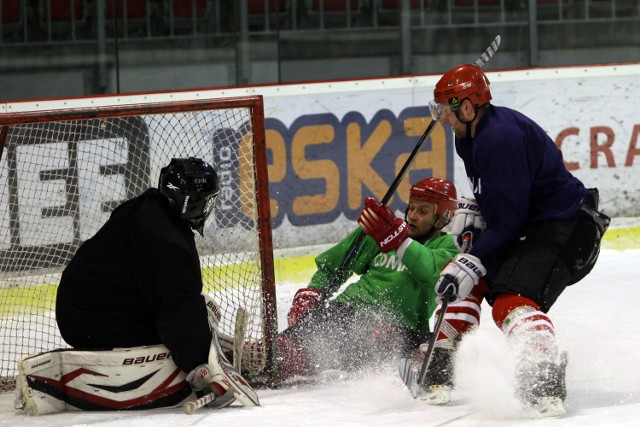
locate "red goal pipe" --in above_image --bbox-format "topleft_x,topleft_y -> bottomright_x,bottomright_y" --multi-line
0,96 -> 265,125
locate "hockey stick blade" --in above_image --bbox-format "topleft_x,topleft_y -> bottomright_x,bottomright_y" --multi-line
474,35 -> 501,69
398,357 -> 421,399
184,392 -> 215,415
398,297 -> 451,398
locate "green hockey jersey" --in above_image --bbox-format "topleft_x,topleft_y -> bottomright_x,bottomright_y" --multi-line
309,229 -> 459,335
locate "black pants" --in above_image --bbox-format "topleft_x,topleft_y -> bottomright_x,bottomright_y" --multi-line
488,189 -> 610,312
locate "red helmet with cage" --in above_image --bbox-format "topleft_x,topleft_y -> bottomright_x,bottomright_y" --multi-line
433,64 -> 492,109
410,177 -> 458,224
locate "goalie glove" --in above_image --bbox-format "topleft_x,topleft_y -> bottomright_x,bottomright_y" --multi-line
186,364 -> 238,409
435,254 -> 486,304
287,287 -> 323,327
187,326 -> 260,408
449,197 -> 485,252
358,197 -> 408,253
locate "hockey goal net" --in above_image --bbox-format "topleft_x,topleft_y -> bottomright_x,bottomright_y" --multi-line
0,95 -> 276,390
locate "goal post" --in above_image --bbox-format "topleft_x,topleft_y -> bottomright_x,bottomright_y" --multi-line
0,95 -> 277,389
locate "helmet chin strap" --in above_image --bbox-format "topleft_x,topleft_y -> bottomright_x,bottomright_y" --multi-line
433,215 -> 449,231
455,103 -> 489,140
454,108 -> 477,141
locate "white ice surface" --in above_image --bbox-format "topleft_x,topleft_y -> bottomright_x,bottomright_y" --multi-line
1,248 -> 639,426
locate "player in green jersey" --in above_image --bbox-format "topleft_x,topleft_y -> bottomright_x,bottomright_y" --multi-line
277,178 -> 460,381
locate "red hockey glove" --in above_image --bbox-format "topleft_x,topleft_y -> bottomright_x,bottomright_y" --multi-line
435,253 -> 486,304
357,197 -> 408,253
287,287 -> 323,327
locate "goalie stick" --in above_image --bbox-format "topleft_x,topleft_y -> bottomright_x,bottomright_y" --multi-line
398,35 -> 502,398
184,391 -> 225,415
183,307 -> 249,415
233,308 -> 248,372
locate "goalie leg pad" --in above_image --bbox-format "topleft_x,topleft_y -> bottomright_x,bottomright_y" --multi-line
16,345 -> 194,414
16,351 -> 66,415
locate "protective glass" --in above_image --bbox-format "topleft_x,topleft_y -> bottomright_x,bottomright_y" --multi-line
429,101 -> 454,121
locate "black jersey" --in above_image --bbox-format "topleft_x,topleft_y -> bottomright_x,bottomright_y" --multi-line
56,188 -> 212,372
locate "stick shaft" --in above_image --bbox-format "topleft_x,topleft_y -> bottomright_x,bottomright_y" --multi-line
233,308 -> 247,371
317,118 -> 440,305
318,33 -> 502,305
474,35 -> 502,68
183,392 -> 216,415
417,298 -> 450,386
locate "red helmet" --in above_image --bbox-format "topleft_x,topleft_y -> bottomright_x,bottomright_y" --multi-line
433,64 -> 492,109
410,178 -> 457,224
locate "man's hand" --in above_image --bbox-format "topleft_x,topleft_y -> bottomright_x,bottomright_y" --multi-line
358,197 -> 408,253
287,288 -> 323,327
435,254 -> 486,304
450,197 -> 485,252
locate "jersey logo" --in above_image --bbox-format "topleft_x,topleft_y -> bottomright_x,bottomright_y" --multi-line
468,176 -> 482,195
458,256 -> 483,279
373,252 -> 407,272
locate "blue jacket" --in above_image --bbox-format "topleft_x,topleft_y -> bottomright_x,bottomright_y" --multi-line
456,105 -> 589,278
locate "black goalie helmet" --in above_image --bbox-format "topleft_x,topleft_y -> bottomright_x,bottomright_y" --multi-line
158,157 -> 220,235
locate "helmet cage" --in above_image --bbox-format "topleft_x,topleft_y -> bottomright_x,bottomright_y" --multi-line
159,157 -> 220,234
187,192 -> 218,230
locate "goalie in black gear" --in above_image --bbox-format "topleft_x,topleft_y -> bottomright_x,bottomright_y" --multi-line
16,158 -> 258,415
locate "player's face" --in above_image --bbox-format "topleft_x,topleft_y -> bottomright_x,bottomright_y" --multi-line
434,99 -> 473,139
406,198 -> 438,243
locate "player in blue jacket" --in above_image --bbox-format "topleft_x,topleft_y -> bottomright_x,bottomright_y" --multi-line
424,64 -> 610,417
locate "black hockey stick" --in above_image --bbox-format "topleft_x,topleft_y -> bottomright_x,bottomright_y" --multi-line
474,35 -> 501,68
317,35 -> 502,308
398,35 -> 502,397
417,294 -> 452,386
315,117 -> 440,307
398,291 -> 453,398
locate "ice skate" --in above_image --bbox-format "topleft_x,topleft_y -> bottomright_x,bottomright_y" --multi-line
419,384 -> 451,405
419,348 -> 454,405
516,351 -> 568,418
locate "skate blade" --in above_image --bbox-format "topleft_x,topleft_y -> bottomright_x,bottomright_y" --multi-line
419,385 -> 451,406
536,396 -> 566,418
